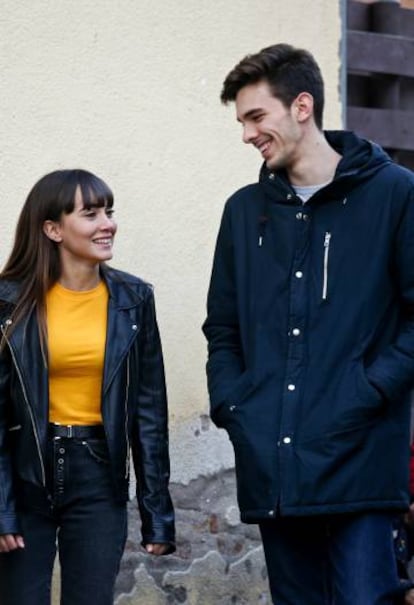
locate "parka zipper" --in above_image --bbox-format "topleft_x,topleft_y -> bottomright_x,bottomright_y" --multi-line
1,320 -> 46,487
124,353 -> 130,479
322,232 -> 332,301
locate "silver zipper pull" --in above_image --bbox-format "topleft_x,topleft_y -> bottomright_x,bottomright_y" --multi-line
322,232 -> 332,301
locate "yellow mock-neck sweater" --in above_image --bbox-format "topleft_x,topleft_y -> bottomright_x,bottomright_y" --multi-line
46,281 -> 108,425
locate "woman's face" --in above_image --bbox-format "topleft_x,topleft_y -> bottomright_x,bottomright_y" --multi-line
44,187 -> 117,268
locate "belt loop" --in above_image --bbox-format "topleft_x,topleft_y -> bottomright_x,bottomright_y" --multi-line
67,425 -> 73,438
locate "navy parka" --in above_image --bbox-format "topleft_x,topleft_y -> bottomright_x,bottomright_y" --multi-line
203,131 -> 414,522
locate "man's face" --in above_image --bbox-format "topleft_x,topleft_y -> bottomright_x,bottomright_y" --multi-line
235,80 -> 302,171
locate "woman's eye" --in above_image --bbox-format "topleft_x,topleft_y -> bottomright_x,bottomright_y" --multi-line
106,209 -> 114,218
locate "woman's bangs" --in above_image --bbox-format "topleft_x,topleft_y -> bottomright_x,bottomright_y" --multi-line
78,172 -> 114,210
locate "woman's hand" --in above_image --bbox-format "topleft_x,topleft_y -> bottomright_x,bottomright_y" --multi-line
405,589 -> 414,605
145,543 -> 170,556
0,534 -> 25,553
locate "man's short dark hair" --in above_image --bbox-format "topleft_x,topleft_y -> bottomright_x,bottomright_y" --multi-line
221,43 -> 325,130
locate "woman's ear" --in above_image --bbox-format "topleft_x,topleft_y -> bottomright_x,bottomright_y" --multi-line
43,220 -> 63,243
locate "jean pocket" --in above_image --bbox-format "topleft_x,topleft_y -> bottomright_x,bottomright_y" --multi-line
82,439 -> 110,464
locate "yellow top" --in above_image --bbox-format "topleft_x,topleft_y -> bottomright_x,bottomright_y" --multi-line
46,281 -> 108,425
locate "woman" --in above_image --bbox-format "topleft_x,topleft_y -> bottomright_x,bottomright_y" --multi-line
0,169 -> 175,604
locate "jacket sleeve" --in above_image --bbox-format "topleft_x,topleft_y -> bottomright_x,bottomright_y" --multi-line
202,201 -> 245,413
0,340 -> 20,535
366,186 -> 414,401
130,289 -> 175,554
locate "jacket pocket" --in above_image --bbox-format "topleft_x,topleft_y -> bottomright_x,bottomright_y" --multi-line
355,362 -> 383,407
8,424 -> 22,432
211,371 -> 253,426
335,361 -> 385,432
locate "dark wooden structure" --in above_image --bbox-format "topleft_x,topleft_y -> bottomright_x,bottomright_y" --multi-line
347,0 -> 414,170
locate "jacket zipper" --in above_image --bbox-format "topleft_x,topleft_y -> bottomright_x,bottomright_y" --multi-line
124,353 -> 130,479
1,321 -> 46,487
322,232 -> 332,301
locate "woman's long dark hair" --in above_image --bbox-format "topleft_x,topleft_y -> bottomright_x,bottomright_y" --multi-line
0,169 -> 113,348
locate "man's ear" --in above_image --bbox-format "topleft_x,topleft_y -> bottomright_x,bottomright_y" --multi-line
43,220 -> 63,243
293,92 -> 314,123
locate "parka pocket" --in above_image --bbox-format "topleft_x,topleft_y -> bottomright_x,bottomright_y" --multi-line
211,371 -> 254,427
335,361 -> 385,432
224,371 -> 254,405
355,362 -> 383,407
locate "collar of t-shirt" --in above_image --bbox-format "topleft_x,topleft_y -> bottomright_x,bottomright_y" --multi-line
292,182 -> 330,204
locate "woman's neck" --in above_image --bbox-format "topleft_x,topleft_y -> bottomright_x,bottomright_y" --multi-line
58,265 -> 101,291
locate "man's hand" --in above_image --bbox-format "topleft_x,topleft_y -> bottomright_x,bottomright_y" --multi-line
0,534 -> 25,553
405,503 -> 414,527
145,543 -> 170,556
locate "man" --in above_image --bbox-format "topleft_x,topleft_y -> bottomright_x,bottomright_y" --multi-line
202,43 -> 414,604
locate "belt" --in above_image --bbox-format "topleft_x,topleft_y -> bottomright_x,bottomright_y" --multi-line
48,423 -> 105,439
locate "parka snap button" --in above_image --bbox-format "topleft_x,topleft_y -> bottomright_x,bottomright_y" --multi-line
302,214 -> 309,222
296,212 -> 302,220
287,384 -> 295,391
132,324 -> 137,330
283,437 -> 291,444
229,405 -> 236,412
295,271 -> 303,278
268,173 -> 275,180
268,510 -> 275,517
292,328 -> 300,336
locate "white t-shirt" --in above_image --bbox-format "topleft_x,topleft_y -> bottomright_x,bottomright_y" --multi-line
292,182 -> 330,204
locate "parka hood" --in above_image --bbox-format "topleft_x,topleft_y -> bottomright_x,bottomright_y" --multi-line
259,130 -> 392,201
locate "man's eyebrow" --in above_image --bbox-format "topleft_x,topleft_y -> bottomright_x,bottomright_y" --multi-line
237,108 -> 264,123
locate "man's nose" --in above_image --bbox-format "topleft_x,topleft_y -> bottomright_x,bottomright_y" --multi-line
242,122 -> 257,144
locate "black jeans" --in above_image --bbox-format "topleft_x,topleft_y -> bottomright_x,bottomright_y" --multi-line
0,436 -> 127,605
260,512 -> 402,605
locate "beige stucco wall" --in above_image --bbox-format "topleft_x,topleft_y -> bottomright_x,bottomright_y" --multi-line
0,0 -> 343,484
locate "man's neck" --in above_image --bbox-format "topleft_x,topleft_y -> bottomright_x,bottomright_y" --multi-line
287,129 -> 342,187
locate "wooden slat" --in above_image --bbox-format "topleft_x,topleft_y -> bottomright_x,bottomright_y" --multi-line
347,31 -> 414,78
347,1 -> 370,31
347,107 -> 414,150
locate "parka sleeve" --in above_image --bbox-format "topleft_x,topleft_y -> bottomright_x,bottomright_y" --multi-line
366,185 -> 414,401
202,201 -> 245,412
0,338 -> 20,535
130,289 -> 175,554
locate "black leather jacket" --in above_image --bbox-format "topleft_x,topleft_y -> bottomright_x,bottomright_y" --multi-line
0,267 -> 175,551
